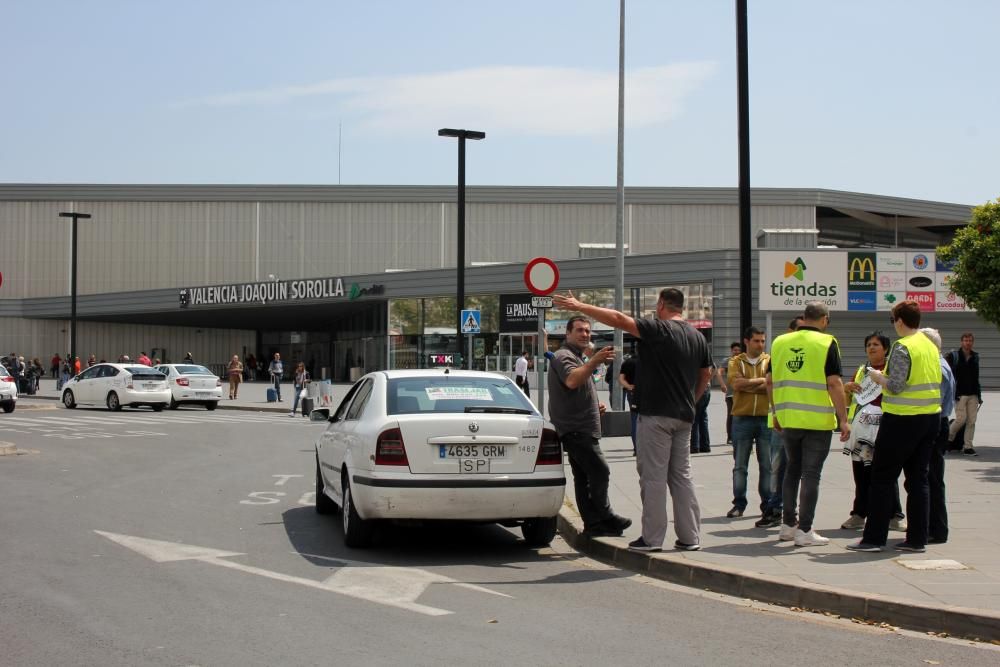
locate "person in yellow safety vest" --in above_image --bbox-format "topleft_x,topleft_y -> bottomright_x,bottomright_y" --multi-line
767,301 -> 851,547
847,300 -> 942,554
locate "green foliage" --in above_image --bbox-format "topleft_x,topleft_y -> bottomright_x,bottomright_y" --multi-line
938,198 -> 1000,326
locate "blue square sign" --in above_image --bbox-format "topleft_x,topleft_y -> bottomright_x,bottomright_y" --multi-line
460,309 -> 481,334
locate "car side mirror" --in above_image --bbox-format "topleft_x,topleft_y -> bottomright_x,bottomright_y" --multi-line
309,408 -> 331,423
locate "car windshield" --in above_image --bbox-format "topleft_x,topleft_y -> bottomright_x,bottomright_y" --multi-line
174,365 -> 213,375
124,366 -> 164,379
387,376 -> 536,415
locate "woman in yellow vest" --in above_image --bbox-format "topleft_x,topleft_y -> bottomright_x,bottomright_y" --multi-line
840,332 -> 905,532
847,300 -> 942,554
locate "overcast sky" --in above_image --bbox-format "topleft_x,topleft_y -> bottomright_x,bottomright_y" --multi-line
3,1 -> 997,205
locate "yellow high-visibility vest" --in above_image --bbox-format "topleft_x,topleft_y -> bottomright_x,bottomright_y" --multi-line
771,329 -> 838,430
883,332 -> 942,416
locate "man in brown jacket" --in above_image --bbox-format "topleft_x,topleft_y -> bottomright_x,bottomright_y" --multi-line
726,326 -> 777,526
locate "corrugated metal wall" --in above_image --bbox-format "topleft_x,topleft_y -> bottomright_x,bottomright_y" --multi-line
0,316 -> 255,368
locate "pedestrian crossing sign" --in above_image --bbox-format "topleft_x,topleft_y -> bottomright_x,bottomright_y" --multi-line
460,309 -> 481,334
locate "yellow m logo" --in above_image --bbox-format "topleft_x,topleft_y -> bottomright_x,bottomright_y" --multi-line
849,257 -> 875,281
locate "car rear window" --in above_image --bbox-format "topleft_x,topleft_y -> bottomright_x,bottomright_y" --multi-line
124,366 -> 165,380
387,376 -> 535,415
174,365 -> 213,375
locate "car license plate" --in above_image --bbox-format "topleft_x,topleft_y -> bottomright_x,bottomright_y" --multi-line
459,458 -> 490,474
195,391 -> 211,397
143,383 -> 159,389
439,444 -> 507,459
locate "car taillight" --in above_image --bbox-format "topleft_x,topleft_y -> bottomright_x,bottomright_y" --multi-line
175,377 -> 189,386
535,428 -> 562,465
375,427 -> 408,466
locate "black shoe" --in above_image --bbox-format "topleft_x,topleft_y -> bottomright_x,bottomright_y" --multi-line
583,524 -> 621,537
726,506 -> 744,518
754,514 -> 781,528
928,536 -> 948,544
628,537 -> 662,552
605,514 -> 633,532
690,448 -> 698,454
894,541 -> 926,553
674,540 -> 701,551
699,448 -> 711,453
963,447 -> 978,456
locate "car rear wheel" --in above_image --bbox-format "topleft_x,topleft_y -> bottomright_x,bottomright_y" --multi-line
106,392 -> 122,412
521,516 -> 558,547
168,398 -> 179,410
205,401 -> 218,411
341,471 -> 373,548
314,458 -> 337,515
62,391 -> 76,409
152,403 -> 165,412
1,401 -> 14,413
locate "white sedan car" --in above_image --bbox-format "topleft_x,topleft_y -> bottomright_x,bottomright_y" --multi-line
1,367 -> 17,413
62,363 -> 171,411
155,364 -> 223,410
312,369 -> 565,548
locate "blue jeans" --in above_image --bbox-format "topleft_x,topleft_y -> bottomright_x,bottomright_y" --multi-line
731,416 -> 774,512
767,443 -> 787,515
291,385 -> 303,414
272,375 -> 282,400
690,391 -> 711,452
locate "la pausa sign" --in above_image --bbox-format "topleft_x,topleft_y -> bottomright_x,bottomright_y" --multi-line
180,278 -> 384,308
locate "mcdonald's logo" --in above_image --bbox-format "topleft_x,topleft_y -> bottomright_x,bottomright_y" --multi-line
847,252 -> 876,289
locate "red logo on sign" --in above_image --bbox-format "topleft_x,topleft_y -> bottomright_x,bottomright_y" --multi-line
906,292 -> 935,312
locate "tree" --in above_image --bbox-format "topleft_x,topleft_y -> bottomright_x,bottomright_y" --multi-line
937,197 -> 1000,326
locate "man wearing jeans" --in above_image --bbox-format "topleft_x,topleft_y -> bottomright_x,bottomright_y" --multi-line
554,288 -> 712,553
726,326 -> 775,524
767,302 -> 851,547
547,316 -> 631,538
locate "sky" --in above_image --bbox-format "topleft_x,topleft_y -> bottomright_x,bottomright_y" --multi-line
3,0 -> 998,205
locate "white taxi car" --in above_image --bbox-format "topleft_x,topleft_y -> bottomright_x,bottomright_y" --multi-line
155,364 -> 223,410
62,363 -> 171,411
1,367 -> 17,413
312,369 -> 565,548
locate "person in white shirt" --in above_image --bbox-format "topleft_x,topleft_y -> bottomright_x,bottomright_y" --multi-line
514,351 -> 530,397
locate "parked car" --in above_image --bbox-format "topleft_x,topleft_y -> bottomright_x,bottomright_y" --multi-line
61,363 -> 171,411
0,367 -> 17,413
154,364 -> 223,410
312,369 -> 565,548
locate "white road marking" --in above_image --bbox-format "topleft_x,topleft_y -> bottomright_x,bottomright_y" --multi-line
271,474 -> 303,486
240,492 -> 287,505
96,531 -> 511,616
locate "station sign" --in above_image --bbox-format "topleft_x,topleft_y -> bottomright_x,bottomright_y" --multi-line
179,277 -> 385,308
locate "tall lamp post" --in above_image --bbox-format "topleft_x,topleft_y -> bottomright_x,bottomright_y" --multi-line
438,128 -> 485,369
59,211 -> 92,370
736,0 -> 752,338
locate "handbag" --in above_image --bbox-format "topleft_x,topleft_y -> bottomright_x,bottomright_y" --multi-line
299,387 -> 308,399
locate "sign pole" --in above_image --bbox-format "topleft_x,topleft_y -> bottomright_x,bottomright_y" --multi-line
468,335 -> 473,371
766,311 -> 773,353
536,308 -> 545,414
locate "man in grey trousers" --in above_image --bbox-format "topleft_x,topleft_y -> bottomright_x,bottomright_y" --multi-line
553,288 -> 712,552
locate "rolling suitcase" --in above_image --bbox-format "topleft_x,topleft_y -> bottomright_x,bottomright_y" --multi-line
266,387 -> 278,403
301,397 -> 314,417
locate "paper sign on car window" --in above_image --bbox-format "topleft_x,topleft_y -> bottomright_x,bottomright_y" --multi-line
425,387 -> 493,401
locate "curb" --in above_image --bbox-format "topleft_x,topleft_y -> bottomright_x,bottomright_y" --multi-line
19,395 -> 290,414
557,508 -> 1000,643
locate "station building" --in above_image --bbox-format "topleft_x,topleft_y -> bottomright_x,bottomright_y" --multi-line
0,184 -> 993,385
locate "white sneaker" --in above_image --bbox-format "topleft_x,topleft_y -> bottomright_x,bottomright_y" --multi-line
794,529 -> 830,546
779,524 -> 797,541
841,515 -> 866,530
889,517 -> 907,532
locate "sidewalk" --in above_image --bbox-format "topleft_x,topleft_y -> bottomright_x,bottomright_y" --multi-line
21,377 -> 1000,639
559,391 -> 1000,641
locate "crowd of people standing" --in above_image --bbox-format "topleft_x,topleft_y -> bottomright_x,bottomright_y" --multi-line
547,292 -> 982,556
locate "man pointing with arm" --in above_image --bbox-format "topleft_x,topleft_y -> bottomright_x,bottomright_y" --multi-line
553,288 -> 712,553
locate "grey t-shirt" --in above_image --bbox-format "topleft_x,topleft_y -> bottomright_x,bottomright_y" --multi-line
547,343 -> 602,438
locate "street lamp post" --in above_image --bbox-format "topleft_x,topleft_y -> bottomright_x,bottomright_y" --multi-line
438,128 -> 485,370
59,212 -> 92,370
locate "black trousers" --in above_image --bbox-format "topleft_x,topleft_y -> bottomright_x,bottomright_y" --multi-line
928,416 -> 950,542
850,461 -> 902,519
561,431 -> 612,528
861,412 -> 939,547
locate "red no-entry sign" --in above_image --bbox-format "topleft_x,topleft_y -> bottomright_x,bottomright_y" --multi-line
524,257 -> 560,296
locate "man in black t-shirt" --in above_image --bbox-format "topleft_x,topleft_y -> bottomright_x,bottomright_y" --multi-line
553,288 -> 713,553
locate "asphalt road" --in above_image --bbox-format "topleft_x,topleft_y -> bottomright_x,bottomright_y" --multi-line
1,405 -> 996,667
